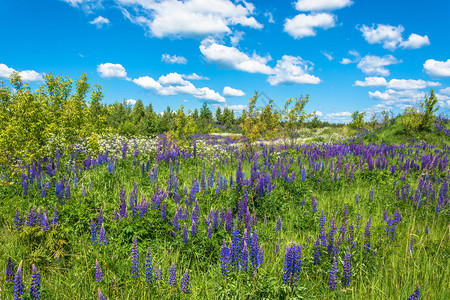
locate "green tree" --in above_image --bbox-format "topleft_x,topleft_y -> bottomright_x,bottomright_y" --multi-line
419,89 -> 439,131
349,111 -> 366,130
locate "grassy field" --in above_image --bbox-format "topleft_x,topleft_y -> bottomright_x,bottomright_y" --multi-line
0,131 -> 449,299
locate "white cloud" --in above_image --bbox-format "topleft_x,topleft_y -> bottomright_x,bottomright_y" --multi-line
321,50 -> 333,61
440,87 -> 450,95
340,50 -> 360,64
200,42 -> 273,74
400,33 -> 430,49
368,89 -> 426,103
315,111 -> 323,116
264,11 -> 275,23
357,54 -> 400,76
89,16 -> 110,28
354,77 -> 387,87
0,63 -> 16,79
182,73 -> 209,80
161,54 -> 187,64
229,31 -> 245,46
62,0 -> 103,12
284,13 -> 336,39
0,63 -> 44,82
295,0 -> 353,11
133,72 -> 225,103
223,86 -> 245,97
359,24 -> 429,50
327,111 -> 351,117
124,99 -> 137,105
387,79 -> 440,90
424,59 -> 450,77
268,55 -> 321,86
97,63 -> 129,79
116,0 -> 262,39
225,104 -> 246,111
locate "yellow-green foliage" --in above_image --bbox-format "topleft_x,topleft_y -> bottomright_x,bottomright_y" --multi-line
0,72 -> 109,162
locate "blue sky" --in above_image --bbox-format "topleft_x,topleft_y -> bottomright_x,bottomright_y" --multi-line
1,0 -> 450,122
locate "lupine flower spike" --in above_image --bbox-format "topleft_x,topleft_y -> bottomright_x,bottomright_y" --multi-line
131,237 -> 139,280
30,264 -> 40,300
181,269 -> 189,293
95,259 -> 103,282
14,261 -> 24,300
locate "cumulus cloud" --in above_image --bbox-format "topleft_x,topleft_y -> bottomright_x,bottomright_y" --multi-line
340,50 -> 360,64
324,111 -> 352,122
267,55 -> 321,86
229,30 -> 245,46
89,16 -> 110,28
124,99 -> 137,105
161,54 -> 187,64
223,86 -> 245,97
440,87 -> 450,95
357,55 -> 400,76
116,0 -> 262,39
200,42 -> 273,74
423,59 -> 450,77
359,24 -> 429,50
354,77 -> 439,90
368,89 -> 426,103
224,104 -> 246,111
295,0 -> 353,11
284,13 -> 336,39
132,72 -> 225,103
182,73 -> 209,80
354,77 -> 388,87
315,111 -> 323,116
0,63 -> 44,82
97,63 -> 129,79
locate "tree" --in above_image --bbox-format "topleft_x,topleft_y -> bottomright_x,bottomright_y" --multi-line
215,107 -> 222,124
349,111 -> 366,130
280,94 -> 314,143
419,89 -> 439,131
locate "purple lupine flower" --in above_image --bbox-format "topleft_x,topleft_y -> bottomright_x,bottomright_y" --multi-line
300,197 -> 305,206
131,237 -> 139,280
191,219 -> 197,237
311,196 -> 317,213
355,193 -> 359,205
182,223 -> 188,244
98,289 -> 105,300
171,230 -> 177,238
356,211 -> 361,230
95,259 -> 103,282
409,237 -> 415,253
169,263 -> 176,287
213,209 -> 219,229
283,241 -> 302,286
230,225 -> 240,271
14,262 -> 24,300
348,222 -> 355,245
156,266 -> 163,284
30,264 -> 40,299
65,180 -> 71,202
425,225 -> 429,234
276,216 -> 282,232
225,208 -> 233,232
81,183 -> 86,197
181,269 -> 189,293
90,219 -> 97,245
52,205 -> 59,226
343,204 -> 348,224
275,238 -> 280,254
99,224 -> 108,245
37,208 -> 44,227
383,209 -> 387,221
314,236 -> 321,264
364,216 -> 372,251
6,257 -> 14,282
319,210 -> 327,246
220,240 -> 229,277
250,229 -> 260,273
207,223 -> 213,238
240,239 -> 249,272
343,246 -> 351,287
14,209 -> 22,230
328,217 -> 337,255
329,258 -> 338,291
407,283 -> 420,300
173,209 -> 180,231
